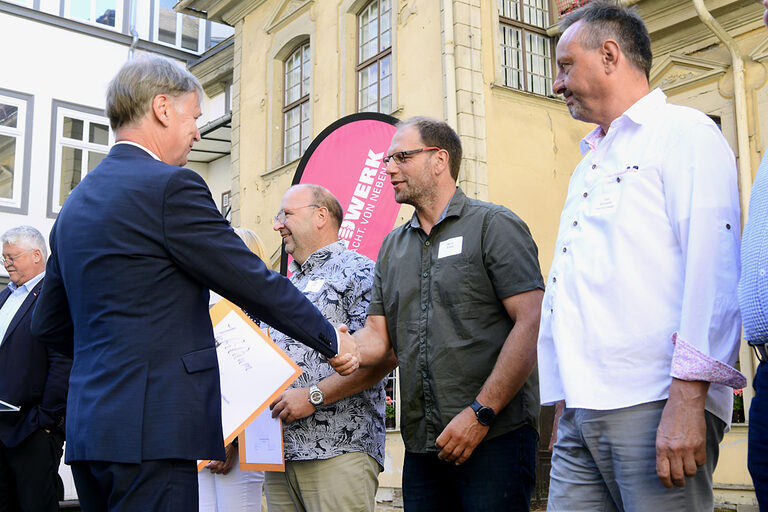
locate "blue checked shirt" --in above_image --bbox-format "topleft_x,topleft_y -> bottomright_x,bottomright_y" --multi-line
739,150 -> 768,343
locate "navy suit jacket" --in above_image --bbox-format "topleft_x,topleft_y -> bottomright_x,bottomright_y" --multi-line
30,143 -> 338,464
0,277 -> 72,448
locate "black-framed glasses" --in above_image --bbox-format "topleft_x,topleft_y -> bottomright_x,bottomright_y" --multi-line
273,204 -> 320,224
383,146 -> 442,166
0,249 -> 34,266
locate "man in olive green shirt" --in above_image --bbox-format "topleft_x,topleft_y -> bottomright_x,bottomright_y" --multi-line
339,116 -> 544,511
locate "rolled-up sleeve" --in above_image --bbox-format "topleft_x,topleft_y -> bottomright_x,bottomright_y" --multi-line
663,120 -> 745,388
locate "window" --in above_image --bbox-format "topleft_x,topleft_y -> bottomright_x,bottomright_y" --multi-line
156,0 -> 204,52
283,42 -> 311,164
384,369 -> 400,431
0,90 -> 32,213
499,0 -> 554,96
65,0 -> 122,30
209,22 -> 235,50
357,0 -> 392,113
50,104 -> 113,214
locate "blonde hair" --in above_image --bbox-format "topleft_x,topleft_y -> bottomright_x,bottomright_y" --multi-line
234,227 -> 267,261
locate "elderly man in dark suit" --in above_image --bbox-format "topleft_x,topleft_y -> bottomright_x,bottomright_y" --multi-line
30,56 -> 358,512
0,225 -> 71,511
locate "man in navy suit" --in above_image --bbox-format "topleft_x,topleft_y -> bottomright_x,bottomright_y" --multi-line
30,56 -> 358,512
0,225 -> 72,511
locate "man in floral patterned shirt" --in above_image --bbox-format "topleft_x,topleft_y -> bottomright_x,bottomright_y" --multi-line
264,184 -> 398,512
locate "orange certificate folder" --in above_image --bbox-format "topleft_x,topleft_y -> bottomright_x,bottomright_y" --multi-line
197,299 -> 301,471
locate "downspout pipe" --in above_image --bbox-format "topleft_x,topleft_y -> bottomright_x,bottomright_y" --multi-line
692,0 -> 757,419
442,0 -> 458,130
128,0 -> 139,59
691,0 -> 752,226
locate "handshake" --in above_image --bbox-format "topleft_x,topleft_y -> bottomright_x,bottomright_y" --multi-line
329,324 -> 360,376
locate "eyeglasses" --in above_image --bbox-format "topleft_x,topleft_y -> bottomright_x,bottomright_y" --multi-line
383,147 -> 442,166
273,204 -> 320,224
1,249 -> 34,266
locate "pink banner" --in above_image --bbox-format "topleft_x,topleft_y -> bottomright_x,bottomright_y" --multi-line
286,113 -> 400,271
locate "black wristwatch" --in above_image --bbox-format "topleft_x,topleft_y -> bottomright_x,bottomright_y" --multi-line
470,400 -> 496,426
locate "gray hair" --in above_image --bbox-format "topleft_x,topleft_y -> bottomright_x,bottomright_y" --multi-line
561,0 -> 652,80
106,55 -> 202,131
1,225 -> 47,260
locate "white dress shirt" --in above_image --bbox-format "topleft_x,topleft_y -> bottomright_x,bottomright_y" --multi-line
0,271 -> 45,346
537,89 -> 742,425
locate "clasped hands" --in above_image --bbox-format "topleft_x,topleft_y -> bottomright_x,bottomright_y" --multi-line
328,324 -> 359,376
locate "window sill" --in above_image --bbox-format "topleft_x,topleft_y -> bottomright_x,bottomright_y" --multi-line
261,158 -> 300,179
489,82 -> 568,108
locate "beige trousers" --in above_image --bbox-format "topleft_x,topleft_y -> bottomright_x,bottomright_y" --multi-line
264,452 -> 381,512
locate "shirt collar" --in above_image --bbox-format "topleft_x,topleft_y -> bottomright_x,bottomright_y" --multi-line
7,271 -> 45,293
408,187 -> 467,230
288,240 -> 346,276
579,88 -> 667,155
115,140 -> 162,161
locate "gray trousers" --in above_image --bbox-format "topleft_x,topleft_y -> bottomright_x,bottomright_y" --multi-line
547,400 -> 725,512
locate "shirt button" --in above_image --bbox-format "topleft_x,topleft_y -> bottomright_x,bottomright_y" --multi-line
422,372 -> 428,378
583,192 -> 588,198
616,177 -> 621,183
420,337 -> 425,343
726,224 -> 731,230
425,241 -> 431,246
421,304 -> 427,311
552,277 -> 557,283
550,308 -> 554,313
592,164 -> 597,169
562,247 -> 567,253
426,407 -> 431,413
423,272 -> 429,278
572,220 -> 578,227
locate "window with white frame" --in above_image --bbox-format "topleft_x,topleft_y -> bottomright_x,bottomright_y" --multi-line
209,22 -> 235,49
283,42 -> 311,164
156,0 -> 204,52
65,0 -> 122,30
0,93 -> 30,211
499,0 -> 554,96
51,106 -> 113,213
384,368 -> 400,431
357,0 -> 392,113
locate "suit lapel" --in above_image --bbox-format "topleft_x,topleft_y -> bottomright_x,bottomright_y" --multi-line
1,279 -> 42,345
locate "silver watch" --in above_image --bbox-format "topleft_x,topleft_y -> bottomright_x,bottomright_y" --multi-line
308,385 -> 324,407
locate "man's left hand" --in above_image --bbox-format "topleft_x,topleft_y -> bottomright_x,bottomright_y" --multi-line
205,443 -> 237,475
435,407 -> 489,465
270,388 -> 316,424
656,379 -> 709,488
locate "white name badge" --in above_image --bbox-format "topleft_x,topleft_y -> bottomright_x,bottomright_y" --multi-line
592,183 -> 620,215
438,236 -> 463,259
304,279 -> 325,293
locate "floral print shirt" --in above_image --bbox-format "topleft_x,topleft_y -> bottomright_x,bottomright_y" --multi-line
262,240 -> 386,466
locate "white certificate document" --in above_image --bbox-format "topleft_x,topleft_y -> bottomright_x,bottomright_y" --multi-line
0,399 -> 20,412
240,408 -> 285,471
198,299 -> 301,471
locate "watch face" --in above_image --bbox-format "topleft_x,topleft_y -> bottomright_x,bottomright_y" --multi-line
477,407 -> 494,426
309,389 -> 323,405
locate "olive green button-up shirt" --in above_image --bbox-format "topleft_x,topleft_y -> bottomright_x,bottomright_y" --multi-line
368,188 -> 544,453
